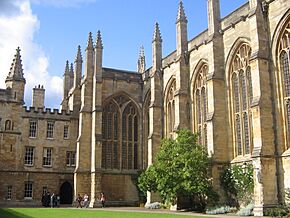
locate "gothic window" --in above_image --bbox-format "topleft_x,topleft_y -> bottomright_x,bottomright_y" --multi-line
278,20 -> 290,148
193,64 -> 208,147
230,43 -> 252,156
102,96 -> 139,170
102,102 -> 119,169
122,103 -> 138,170
166,80 -> 176,137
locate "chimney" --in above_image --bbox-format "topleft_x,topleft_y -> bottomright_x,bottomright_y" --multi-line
32,84 -> 45,109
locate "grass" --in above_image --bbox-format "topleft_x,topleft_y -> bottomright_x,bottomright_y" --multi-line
0,208 -> 208,218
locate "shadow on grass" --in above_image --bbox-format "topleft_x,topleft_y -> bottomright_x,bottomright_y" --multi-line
0,208 -> 33,218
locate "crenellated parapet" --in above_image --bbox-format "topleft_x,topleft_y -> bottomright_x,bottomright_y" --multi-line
22,106 -> 73,119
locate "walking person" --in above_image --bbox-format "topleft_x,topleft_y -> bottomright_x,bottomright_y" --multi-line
76,194 -> 83,208
100,192 -> 106,208
83,193 -> 89,208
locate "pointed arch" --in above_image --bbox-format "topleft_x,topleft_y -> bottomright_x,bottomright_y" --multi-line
273,10 -> 290,150
164,77 -> 176,137
191,61 -> 208,147
227,40 -> 252,157
102,92 -> 140,170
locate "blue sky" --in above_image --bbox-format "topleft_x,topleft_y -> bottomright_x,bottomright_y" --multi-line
0,0 -> 247,108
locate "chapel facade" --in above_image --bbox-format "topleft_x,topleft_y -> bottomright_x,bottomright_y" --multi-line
0,0 -> 290,216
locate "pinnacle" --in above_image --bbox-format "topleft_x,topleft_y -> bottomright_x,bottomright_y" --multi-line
75,45 -> 83,62
176,0 -> 187,23
139,45 -> 145,58
96,30 -> 103,49
70,63 -> 74,74
86,32 -> 94,50
153,22 -> 162,42
65,60 -> 70,74
6,47 -> 24,81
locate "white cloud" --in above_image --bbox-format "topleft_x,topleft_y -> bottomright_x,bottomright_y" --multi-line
30,0 -> 97,8
0,0 -> 63,108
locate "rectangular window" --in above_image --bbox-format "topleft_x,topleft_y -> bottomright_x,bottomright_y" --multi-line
24,147 -> 34,166
29,120 -> 37,138
63,125 -> 69,139
46,121 -> 54,139
43,148 -> 52,166
66,151 -> 76,166
24,182 -> 33,199
0,118 -> 2,130
7,186 -> 12,200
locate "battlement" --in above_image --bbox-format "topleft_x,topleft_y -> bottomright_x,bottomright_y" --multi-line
23,106 -> 72,116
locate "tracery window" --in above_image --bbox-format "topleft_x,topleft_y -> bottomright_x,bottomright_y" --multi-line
230,43 -> 252,156
277,20 -> 290,148
102,95 -> 139,170
193,64 -> 208,147
166,80 -> 176,137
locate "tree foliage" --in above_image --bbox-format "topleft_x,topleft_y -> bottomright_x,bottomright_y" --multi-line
138,129 -> 217,207
220,164 -> 254,206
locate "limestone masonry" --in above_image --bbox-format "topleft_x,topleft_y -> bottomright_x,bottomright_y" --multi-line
0,0 -> 290,216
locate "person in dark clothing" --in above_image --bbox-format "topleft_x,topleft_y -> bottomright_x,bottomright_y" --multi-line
76,194 -> 83,208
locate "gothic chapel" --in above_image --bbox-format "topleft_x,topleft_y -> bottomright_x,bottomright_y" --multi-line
0,0 -> 290,216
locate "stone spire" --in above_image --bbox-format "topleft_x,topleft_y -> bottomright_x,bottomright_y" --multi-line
74,45 -> 83,88
153,22 -> 162,43
86,32 -> 94,50
75,45 -> 83,62
96,30 -> 103,49
176,0 -> 188,57
64,60 -> 70,75
70,63 -> 74,88
152,22 -> 162,72
137,45 -> 146,73
176,0 -> 187,23
6,47 -> 25,82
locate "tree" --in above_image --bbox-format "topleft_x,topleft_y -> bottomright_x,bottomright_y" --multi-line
138,129 -> 218,209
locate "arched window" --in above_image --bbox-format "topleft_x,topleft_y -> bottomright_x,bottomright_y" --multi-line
230,43 -> 252,156
5,120 -> 11,131
102,102 -> 119,169
102,95 -> 139,170
277,20 -> 290,148
166,80 -> 176,137
193,64 -> 208,147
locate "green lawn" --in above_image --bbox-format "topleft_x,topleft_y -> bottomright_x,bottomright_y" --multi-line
0,208 -> 207,218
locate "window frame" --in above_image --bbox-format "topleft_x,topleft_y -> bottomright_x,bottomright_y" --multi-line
24,147 -> 34,166
24,182 -> 33,199
29,120 -> 37,138
42,147 -> 52,167
46,121 -> 54,139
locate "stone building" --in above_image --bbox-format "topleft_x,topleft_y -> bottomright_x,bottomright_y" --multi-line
0,0 -> 289,216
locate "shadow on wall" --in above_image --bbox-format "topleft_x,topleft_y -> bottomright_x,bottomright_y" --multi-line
0,209 -> 33,218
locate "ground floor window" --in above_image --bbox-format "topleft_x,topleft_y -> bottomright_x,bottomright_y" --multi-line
7,185 -> 12,200
24,182 -> 33,199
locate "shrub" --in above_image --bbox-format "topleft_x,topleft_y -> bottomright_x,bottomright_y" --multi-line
206,205 -> 237,214
236,203 -> 254,216
264,205 -> 290,217
145,202 -> 162,209
220,164 -> 254,207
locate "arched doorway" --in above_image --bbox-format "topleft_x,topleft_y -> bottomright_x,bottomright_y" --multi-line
59,181 -> 73,204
